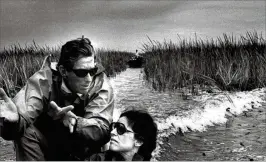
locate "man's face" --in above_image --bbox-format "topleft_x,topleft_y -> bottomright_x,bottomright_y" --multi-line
65,56 -> 96,94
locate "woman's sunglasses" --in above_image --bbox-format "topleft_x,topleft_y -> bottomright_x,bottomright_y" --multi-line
72,67 -> 98,77
110,122 -> 135,135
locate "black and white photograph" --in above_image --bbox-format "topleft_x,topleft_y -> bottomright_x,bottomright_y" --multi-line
0,0 -> 265,161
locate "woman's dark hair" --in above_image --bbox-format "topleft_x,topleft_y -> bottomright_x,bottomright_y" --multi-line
120,110 -> 158,161
57,36 -> 95,71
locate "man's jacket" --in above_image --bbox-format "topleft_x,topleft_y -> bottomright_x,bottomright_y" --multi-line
3,56 -> 114,159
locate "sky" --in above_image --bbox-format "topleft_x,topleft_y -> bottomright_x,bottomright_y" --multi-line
0,0 -> 265,52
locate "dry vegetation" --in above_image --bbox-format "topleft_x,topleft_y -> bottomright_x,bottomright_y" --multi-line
142,32 -> 266,92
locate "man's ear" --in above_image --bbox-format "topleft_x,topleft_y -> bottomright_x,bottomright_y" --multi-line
135,139 -> 143,147
58,65 -> 67,77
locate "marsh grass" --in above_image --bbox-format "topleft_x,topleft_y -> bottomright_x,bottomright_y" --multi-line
142,31 -> 266,92
96,48 -> 136,77
0,43 -> 134,98
0,42 -> 59,97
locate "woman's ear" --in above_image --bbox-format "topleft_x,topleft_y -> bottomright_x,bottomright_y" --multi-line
135,139 -> 143,147
58,65 -> 67,77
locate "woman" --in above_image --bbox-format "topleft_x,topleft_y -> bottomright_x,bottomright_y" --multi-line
89,110 -> 158,161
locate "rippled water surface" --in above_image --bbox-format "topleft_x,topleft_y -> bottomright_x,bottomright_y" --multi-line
111,68 -> 266,161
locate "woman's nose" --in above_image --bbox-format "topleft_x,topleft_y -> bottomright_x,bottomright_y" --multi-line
110,128 -> 118,136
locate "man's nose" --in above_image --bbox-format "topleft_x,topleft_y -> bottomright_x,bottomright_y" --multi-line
84,73 -> 92,82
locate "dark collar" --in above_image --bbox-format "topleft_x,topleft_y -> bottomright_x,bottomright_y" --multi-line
105,150 -> 144,161
132,153 -> 144,161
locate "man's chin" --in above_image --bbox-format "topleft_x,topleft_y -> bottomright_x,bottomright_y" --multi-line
78,90 -> 89,95
75,87 -> 88,94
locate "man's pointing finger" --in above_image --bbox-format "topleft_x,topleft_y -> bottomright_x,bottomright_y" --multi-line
59,105 -> 74,115
49,101 -> 60,111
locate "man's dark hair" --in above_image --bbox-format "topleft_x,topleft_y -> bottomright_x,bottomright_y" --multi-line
57,37 -> 95,71
120,110 -> 158,161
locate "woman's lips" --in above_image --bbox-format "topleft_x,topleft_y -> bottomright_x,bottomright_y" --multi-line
110,138 -> 118,144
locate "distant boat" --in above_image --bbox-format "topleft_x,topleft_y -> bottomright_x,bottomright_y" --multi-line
127,56 -> 144,68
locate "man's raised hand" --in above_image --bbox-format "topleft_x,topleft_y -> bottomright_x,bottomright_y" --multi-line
62,111 -> 78,133
0,88 -> 19,123
48,101 -> 74,120
49,101 -> 77,133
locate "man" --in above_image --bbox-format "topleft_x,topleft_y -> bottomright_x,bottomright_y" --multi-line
0,37 -> 114,160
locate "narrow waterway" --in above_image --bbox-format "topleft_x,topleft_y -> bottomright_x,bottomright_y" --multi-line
111,68 -> 266,161
1,68 -> 265,160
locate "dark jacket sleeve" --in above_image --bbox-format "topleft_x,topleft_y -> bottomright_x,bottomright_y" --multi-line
74,73 -> 114,146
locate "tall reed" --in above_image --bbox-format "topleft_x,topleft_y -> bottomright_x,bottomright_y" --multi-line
96,48 -> 135,77
0,42 -> 59,97
0,43 -> 134,98
142,31 -> 266,92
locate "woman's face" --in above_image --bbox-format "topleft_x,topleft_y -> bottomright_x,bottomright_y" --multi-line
109,117 -> 137,153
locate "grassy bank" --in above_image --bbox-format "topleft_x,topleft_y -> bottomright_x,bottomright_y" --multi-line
142,32 -> 266,92
0,43 -> 134,98
96,48 -> 135,77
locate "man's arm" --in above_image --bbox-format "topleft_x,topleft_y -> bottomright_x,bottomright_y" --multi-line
74,74 -> 114,146
1,67 -> 52,140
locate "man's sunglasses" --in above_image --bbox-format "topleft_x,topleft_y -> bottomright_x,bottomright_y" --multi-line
110,122 -> 135,135
72,67 -> 98,77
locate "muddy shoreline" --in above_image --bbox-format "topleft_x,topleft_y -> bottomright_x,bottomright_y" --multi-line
0,137 -> 15,160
